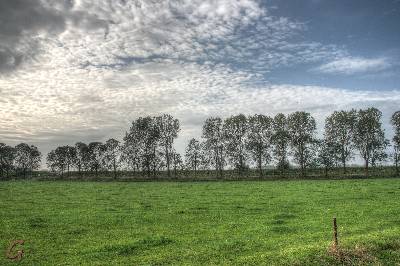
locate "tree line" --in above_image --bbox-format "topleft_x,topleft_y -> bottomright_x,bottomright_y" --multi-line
0,143 -> 41,178
1,108 -> 400,179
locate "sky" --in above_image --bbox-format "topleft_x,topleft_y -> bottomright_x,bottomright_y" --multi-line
1,0 -> 400,163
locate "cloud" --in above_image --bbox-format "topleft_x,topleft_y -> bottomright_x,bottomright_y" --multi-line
315,56 -> 391,75
0,0 -> 399,165
0,0 -> 108,73
2,0 -> 347,75
1,59 -> 400,158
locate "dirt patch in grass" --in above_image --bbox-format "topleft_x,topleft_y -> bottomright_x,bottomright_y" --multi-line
328,245 -> 379,265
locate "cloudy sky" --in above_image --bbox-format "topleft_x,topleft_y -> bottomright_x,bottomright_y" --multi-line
1,0 -> 400,159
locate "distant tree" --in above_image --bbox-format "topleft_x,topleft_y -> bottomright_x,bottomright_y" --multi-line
0,143 -> 15,178
47,146 -> 74,177
316,139 -> 337,178
0,143 -> 6,178
272,113 -> 290,173
28,145 -> 41,176
46,150 -> 58,173
325,110 -> 357,174
103,138 -> 121,179
199,142 -> 212,172
223,114 -> 248,175
127,116 -> 162,177
88,142 -> 105,177
287,111 -> 317,177
65,146 -> 76,176
185,138 -> 202,176
15,143 -> 41,178
156,114 -> 180,177
47,148 -> 65,176
202,117 -> 225,178
75,142 -> 89,175
171,150 -> 183,178
246,114 -> 273,177
353,108 -> 388,177
122,122 -> 145,173
145,117 -> 162,177
391,111 -> 400,175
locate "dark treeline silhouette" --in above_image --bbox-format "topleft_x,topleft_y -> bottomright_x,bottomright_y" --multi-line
2,108 -> 400,180
0,143 -> 41,178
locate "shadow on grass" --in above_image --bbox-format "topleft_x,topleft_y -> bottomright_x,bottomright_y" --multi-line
90,236 -> 174,258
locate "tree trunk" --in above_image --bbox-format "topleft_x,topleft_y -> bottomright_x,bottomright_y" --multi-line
166,146 -> 170,177
343,160 -> 346,175
174,164 -> 177,178
215,150 -> 219,178
342,148 -> 347,174
325,166 -> 328,178
113,159 -> 117,179
194,155 -> 197,177
365,159 -> 369,177
219,147 -> 224,178
258,153 -> 262,178
300,145 -> 305,178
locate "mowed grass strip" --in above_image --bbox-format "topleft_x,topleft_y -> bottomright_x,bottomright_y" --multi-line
1,179 -> 400,265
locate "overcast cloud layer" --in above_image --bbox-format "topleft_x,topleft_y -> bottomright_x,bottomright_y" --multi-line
1,0 -> 400,162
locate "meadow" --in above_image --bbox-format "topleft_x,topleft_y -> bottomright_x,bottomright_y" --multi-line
1,179 -> 400,265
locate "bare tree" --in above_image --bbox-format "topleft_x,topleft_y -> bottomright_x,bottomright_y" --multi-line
287,111 -> 317,177
325,110 -> 357,174
353,107 -> 388,177
246,114 -> 273,177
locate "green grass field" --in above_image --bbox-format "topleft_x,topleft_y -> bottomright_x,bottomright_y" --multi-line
1,179 -> 400,265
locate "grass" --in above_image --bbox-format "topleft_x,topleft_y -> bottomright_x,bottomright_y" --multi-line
1,179 -> 400,265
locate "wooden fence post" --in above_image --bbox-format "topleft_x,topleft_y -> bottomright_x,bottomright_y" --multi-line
333,217 -> 338,249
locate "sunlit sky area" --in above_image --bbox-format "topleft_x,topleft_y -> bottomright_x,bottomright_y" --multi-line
1,0 -> 400,158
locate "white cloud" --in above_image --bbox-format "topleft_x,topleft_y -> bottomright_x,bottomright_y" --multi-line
315,56 -> 391,75
1,60 -> 400,157
0,0 -> 398,164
